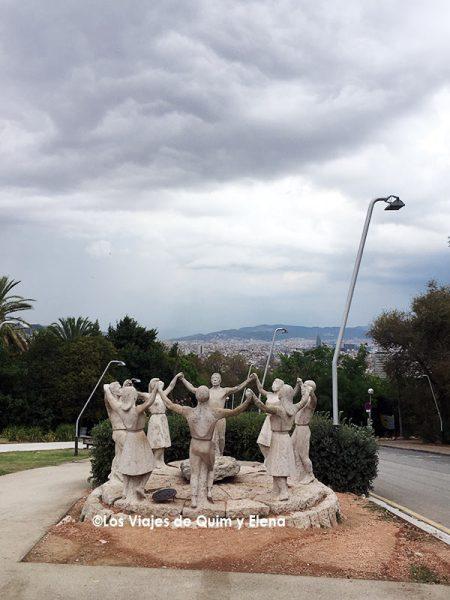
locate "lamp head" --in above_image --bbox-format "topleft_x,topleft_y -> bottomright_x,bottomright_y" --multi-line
384,196 -> 405,211
368,388 -> 374,395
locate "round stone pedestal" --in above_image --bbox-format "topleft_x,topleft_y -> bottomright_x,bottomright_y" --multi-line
82,461 -> 340,529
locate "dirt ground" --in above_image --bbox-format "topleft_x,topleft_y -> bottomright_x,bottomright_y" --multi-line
24,493 -> 449,584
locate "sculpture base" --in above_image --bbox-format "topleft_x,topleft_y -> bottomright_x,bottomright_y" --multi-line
83,461 -> 340,530
179,455 -> 240,482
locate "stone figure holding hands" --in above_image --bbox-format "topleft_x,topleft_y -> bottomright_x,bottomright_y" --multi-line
139,372 -> 183,468
180,371 -> 257,456
246,379 -> 310,501
159,384 -> 252,508
103,382 -> 158,503
255,376 -> 303,459
291,380 -> 317,484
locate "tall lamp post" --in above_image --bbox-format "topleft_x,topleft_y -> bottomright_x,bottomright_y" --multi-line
419,374 -> 443,442
260,327 -> 288,396
332,196 -> 405,426
74,359 -> 126,455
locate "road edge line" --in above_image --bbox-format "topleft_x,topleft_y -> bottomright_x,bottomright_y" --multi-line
369,493 -> 450,545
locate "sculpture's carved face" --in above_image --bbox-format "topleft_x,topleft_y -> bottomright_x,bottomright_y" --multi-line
210,373 -> 221,387
272,378 -> 284,392
196,385 -> 210,403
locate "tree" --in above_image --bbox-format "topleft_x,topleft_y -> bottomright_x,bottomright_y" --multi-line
369,281 -> 450,442
0,276 -> 34,351
274,345 -> 387,425
48,316 -> 101,341
106,316 -> 172,385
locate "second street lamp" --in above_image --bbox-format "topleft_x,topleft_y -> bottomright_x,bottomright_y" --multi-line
260,327 -> 288,397
74,359 -> 126,455
332,196 -> 405,426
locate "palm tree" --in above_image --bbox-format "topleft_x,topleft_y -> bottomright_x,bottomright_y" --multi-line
48,316 -> 101,341
0,276 -> 35,351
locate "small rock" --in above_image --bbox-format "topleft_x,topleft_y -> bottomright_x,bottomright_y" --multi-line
180,456 -> 240,482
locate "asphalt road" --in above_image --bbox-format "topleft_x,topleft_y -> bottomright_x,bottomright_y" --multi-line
373,447 -> 450,530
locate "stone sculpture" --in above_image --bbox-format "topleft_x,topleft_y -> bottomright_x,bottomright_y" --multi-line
159,385 -> 252,508
103,382 -> 158,503
255,376 -> 303,459
246,380 -> 310,501
180,371 -> 256,456
103,381 -> 126,485
291,380 -> 317,484
138,373 -> 183,468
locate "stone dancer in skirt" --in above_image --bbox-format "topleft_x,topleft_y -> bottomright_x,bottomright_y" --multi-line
246,380 -> 310,501
104,382 -> 158,503
291,380 -> 317,484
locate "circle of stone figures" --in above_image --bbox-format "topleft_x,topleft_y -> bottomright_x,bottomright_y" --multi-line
103,371 -> 319,508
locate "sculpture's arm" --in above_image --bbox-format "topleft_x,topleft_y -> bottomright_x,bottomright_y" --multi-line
180,375 -> 198,394
136,385 -> 158,414
165,372 -> 184,395
136,391 -> 148,401
292,386 -> 315,414
158,388 -> 189,417
246,389 -> 283,416
215,397 -> 252,419
254,375 -> 270,397
103,385 -> 121,412
292,378 -> 303,397
225,373 -> 257,395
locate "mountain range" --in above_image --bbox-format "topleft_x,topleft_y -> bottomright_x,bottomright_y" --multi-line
175,324 -> 370,342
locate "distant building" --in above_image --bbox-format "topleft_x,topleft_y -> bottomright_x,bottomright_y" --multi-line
371,352 -> 388,378
315,333 -> 322,348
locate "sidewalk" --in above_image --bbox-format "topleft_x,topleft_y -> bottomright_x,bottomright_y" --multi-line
377,439 -> 450,456
0,441 -> 87,453
1,461 -> 448,599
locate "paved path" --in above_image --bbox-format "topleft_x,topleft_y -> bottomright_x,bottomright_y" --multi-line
0,441 -> 86,453
0,461 -> 448,599
374,447 -> 450,529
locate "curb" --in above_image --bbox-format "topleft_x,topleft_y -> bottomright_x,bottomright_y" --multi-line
369,492 -> 450,545
377,443 -> 450,457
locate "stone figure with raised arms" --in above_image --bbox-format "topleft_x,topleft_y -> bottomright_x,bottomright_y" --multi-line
180,371 -> 257,456
255,376 -> 303,460
103,382 -> 158,503
159,382 -> 252,508
291,380 -> 317,484
246,379 -> 311,501
103,380 -> 126,486
138,372 -> 183,468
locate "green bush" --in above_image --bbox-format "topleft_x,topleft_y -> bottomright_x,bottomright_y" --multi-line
90,419 -> 115,487
89,412 -> 378,494
1,423 -> 74,443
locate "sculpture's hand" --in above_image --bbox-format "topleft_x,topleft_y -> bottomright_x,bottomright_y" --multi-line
296,377 -> 303,385
245,388 -> 254,400
176,372 -> 184,379
103,383 -> 109,392
250,372 -> 257,381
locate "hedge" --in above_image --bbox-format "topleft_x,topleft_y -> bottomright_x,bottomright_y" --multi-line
1,423 -> 74,443
90,412 -> 378,494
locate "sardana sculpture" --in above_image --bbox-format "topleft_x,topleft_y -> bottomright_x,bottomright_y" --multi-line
291,380 -> 317,484
246,379 -> 310,501
159,384 -> 252,507
255,376 -> 303,460
180,371 -> 256,456
103,382 -> 158,503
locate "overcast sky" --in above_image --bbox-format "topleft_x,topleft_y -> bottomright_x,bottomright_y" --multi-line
1,1 -> 449,338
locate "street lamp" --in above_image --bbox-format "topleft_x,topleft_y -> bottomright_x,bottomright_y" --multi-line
74,360 -> 126,455
419,374 -> 443,442
366,388 -> 374,428
260,327 -> 288,395
332,195 -> 405,425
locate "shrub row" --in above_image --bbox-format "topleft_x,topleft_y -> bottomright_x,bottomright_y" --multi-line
90,412 -> 378,494
1,423 -> 74,443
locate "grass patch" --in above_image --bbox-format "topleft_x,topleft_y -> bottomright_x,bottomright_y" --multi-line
364,501 -> 397,522
0,449 -> 89,476
410,564 -> 442,584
